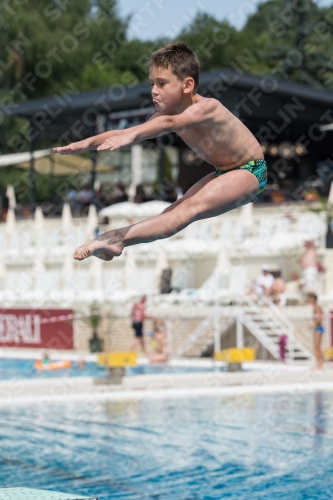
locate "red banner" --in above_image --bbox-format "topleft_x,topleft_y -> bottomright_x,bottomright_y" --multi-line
0,309 -> 74,349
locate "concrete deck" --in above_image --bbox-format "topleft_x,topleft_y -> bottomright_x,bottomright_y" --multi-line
1,362 -> 333,405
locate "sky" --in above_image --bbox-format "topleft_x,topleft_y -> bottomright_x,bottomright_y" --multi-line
117,0 -> 333,40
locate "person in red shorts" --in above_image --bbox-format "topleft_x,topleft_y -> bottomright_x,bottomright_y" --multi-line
129,296 -> 153,353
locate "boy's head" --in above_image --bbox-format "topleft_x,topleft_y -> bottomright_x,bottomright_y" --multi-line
308,292 -> 317,304
147,42 -> 199,112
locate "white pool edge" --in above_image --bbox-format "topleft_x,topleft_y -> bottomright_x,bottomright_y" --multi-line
2,381 -> 333,406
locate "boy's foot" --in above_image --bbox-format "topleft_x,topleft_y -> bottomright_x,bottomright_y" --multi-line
74,238 -> 123,261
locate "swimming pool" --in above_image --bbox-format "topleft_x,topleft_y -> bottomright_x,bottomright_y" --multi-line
0,359 -> 218,379
0,358 -> 105,379
1,391 -> 332,499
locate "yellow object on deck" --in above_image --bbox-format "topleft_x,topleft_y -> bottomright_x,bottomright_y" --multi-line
214,347 -> 255,363
325,347 -> 333,360
97,352 -> 137,368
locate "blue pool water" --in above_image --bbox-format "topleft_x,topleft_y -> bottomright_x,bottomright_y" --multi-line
1,391 -> 333,499
127,365 -> 217,376
0,358 -> 105,379
0,359 -> 216,379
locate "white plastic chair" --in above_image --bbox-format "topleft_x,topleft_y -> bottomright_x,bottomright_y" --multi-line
30,270 -> 61,302
0,271 -> 33,302
4,233 -> 20,259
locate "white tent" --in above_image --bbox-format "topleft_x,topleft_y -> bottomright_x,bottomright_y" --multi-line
99,200 -> 171,218
0,149 -> 52,168
0,149 -> 114,175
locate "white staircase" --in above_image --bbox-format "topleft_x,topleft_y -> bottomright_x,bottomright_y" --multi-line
175,296 -> 314,361
175,312 -> 234,358
239,296 -> 314,361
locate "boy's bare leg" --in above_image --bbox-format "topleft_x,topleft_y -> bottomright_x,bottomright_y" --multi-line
314,333 -> 324,369
74,169 -> 259,261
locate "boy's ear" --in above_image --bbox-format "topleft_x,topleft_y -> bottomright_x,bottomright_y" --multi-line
183,77 -> 195,94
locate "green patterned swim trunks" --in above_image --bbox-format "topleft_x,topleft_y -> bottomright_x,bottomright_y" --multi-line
215,159 -> 267,202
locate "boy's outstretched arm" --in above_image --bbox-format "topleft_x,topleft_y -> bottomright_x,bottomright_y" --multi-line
97,101 -> 215,151
53,130 -> 127,155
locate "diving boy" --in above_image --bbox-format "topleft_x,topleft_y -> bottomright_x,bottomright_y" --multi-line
53,42 -> 267,261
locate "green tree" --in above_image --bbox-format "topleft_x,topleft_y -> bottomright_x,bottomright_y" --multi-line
0,0 -> 129,98
177,13 -> 239,71
242,0 -> 333,89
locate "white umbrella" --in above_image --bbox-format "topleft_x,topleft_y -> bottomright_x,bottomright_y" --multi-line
89,254 -> 103,277
61,203 -> 73,234
124,249 -> 137,290
328,181 -> 333,205
0,254 -> 6,278
61,250 -> 74,277
86,204 -> 98,238
5,208 -> 16,235
240,202 -> 253,230
154,250 -> 169,275
6,185 -> 16,209
33,249 -> 46,274
154,250 -> 169,292
216,244 -> 231,275
34,206 -> 45,231
99,200 -> 171,218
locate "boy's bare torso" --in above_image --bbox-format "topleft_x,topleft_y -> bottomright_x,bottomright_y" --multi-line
158,95 -> 263,171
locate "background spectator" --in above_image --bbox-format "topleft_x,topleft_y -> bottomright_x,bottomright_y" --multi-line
301,240 -> 319,293
78,184 -> 94,214
285,272 -> 303,293
254,264 -> 275,297
271,274 -> 286,305
110,183 -> 128,204
147,320 -> 168,363
129,296 -> 154,353
308,293 -> 324,370
134,184 -> 150,203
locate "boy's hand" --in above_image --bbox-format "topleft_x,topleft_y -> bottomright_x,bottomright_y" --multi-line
97,131 -> 136,151
53,138 -> 91,155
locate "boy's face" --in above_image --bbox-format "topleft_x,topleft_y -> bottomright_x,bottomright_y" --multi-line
149,65 -> 188,112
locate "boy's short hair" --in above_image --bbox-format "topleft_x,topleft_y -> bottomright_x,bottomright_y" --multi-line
308,293 -> 317,301
146,41 -> 200,90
